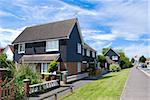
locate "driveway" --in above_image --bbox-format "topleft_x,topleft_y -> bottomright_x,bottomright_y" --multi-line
121,66 -> 150,100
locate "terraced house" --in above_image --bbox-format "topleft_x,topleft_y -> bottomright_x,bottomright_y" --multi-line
12,18 -> 96,75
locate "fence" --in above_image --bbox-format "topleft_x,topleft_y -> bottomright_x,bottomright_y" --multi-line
39,85 -> 73,100
24,79 -> 60,96
0,83 -> 15,100
67,73 -> 89,83
0,68 -> 15,100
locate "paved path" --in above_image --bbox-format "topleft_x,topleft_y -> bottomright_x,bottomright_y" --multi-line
121,66 -> 150,100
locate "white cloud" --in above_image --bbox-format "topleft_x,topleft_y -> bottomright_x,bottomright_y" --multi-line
88,41 -> 107,52
115,43 -> 150,58
0,10 -> 10,16
103,42 -> 112,48
82,29 -> 116,41
0,27 -> 25,47
0,0 -> 148,57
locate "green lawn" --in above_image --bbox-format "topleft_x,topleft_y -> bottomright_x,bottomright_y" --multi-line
61,68 -> 131,100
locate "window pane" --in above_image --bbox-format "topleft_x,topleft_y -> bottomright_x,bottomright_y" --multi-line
46,40 -> 59,51
43,63 -> 48,72
77,43 -> 81,54
18,44 -> 25,53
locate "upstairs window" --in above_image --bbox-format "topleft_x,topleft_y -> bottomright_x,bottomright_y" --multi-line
87,49 -> 90,57
77,43 -> 82,54
112,56 -> 118,60
92,51 -> 95,58
18,43 -> 25,54
46,40 -> 59,52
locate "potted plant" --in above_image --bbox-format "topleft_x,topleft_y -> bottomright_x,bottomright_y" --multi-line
48,60 -> 58,80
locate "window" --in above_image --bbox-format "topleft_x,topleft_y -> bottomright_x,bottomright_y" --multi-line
92,52 -> 95,58
87,49 -> 90,56
112,56 -> 118,60
41,63 -> 48,73
77,62 -> 81,72
77,43 -> 81,54
18,44 -> 25,54
46,40 -> 59,52
29,64 -> 36,72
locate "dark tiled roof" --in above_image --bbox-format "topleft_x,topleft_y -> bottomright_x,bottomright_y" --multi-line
104,48 -> 120,56
83,43 -> 96,52
12,18 -> 77,44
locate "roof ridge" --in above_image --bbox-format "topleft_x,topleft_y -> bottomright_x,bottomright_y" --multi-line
28,18 -> 77,28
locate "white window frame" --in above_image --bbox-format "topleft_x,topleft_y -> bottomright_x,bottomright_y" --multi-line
87,49 -> 90,57
41,63 -> 48,74
77,62 -> 81,72
18,43 -> 25,54
92,52 -> 95,58
46,40 -> 59,52
77,43 -> 82,54
112,56 -> 118,60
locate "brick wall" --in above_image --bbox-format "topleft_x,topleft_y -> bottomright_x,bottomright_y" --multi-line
60,62 -> 85,75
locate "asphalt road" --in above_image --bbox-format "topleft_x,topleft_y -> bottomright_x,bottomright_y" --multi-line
121,66 -> 150,100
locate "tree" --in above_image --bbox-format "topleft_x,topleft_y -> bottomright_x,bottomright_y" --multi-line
139,55 -> 146,63
118,51 -> 132,69
0,53 -> 7,67
97,55 -> 106,67
131,58 -> 135,64
0,53 -> 15,77
102,48 -> 110,55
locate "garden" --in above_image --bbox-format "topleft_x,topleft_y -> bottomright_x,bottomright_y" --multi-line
0,53 -> 59,99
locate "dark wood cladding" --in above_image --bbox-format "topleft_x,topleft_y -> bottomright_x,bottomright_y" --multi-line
14,45 -> 22,63
105,49 -> 120,62
66,23 -> 82,62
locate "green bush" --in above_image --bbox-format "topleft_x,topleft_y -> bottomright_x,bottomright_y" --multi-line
109,64 -> 121,72
48,60 -> 58,72
14,64 -> 42,99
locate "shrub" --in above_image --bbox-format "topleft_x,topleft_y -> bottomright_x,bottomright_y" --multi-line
48,60 -> 58,72
109,64 -> 121,72
14,64 -> 42,99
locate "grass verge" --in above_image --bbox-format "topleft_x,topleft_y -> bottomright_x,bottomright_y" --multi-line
61,68 -> 131,100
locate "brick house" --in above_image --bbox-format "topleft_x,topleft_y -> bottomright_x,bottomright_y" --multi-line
12,18 -> 96,75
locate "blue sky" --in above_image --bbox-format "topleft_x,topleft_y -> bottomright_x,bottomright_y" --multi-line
0,0 -> 149,58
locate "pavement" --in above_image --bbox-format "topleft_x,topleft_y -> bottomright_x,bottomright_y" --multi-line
28,70 -> 108,100
121,66 -> 150,100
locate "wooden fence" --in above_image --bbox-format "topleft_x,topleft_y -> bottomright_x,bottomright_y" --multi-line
67,73 -> 89,83
0,79 -> 15,100
39,85 -> 73,100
